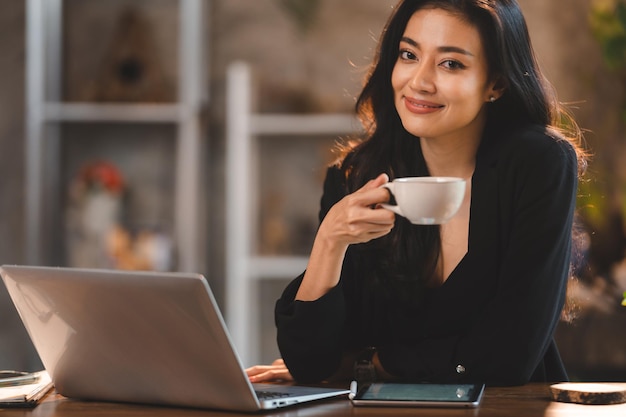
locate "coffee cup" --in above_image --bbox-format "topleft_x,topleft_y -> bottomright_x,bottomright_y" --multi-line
381,177 -> 466,225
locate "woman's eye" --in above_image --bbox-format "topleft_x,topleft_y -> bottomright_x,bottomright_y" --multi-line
441,60 -> 466,70
399,49 -> 417,61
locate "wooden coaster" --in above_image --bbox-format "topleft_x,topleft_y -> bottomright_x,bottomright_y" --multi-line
550,383 -> 626,405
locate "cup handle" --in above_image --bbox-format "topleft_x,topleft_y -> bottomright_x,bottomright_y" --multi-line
380,183 -> 403,217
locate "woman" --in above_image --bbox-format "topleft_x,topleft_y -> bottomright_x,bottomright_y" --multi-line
247,0 -> 586,386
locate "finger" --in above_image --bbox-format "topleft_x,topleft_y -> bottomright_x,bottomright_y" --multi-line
245,359 -> 292,380
369,173 -> 390,188
245,365 -> 265,377
245,364 -> 278,377
245,359 -> 286,376
348,202 -> 396,227
360,173 -> 389,192
367,205 -> 396,223
352,187 -> 392,208
343,213 -> 394,241
248,368 -> 293,383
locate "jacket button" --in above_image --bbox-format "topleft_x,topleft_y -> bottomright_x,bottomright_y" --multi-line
455,364 -> 466,374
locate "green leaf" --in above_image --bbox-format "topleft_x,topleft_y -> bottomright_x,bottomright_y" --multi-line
604,37 -> 626,69
590,0 -> 626,69
618,1 -> 626,26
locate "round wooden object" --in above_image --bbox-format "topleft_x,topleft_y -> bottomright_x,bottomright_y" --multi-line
550,383 -> 626,405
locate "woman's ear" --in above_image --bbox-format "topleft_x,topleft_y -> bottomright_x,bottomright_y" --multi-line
486,77 -> 507,102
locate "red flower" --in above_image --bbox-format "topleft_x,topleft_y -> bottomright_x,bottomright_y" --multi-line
79,160 -> 124,194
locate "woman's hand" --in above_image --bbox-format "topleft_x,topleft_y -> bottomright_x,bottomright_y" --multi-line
296,173 -> 395,301
319,173 -> 395,248
246,359 -> 294,383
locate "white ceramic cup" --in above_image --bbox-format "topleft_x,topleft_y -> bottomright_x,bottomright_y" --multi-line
381,177 -> 466,225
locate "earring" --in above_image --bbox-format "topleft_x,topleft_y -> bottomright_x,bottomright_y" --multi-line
489,96 -> 496,103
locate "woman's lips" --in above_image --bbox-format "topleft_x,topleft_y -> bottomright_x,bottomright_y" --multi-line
403,96 -> 444,114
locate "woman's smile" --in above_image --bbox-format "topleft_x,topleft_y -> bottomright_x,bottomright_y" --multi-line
402,96 -> 445,114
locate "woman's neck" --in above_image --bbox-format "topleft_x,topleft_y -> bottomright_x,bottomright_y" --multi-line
420,132 -> 482,178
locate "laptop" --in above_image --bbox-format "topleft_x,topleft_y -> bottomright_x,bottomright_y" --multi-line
0,265 -> 350,411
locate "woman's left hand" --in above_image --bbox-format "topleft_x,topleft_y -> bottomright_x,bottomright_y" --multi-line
245,358 -> 294,383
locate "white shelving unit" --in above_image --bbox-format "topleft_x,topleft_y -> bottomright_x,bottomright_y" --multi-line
25,0 -> 207,272
225,62 -> 361,366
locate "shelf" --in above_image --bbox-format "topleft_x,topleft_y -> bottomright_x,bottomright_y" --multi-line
25,0 -> 206,272
225,61 -> 361,366
42,102 -> 185,123
250,114 -> 359,135
248,256 -> 309,280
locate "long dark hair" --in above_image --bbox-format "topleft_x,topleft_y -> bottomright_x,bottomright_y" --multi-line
337,0 -> 587,299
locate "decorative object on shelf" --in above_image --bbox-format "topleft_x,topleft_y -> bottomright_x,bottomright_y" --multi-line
260,192 -> 290,255
65,160 -> 125,269
65,160 -> 173,271
106,225 -> 172,272
83,7 -> 172,102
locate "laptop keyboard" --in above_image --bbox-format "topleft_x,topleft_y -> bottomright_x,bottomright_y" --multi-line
255,390 -> 291,400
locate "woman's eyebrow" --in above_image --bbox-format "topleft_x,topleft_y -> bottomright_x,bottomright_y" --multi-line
400,36 -> 475,57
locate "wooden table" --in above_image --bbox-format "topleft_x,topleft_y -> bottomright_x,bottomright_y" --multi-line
3,383 -> 626,416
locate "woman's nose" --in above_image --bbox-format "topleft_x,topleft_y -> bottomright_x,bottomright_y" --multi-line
409,63 -> 436,93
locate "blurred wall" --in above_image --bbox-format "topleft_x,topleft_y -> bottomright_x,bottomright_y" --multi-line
0,1 -> 42,371
0,0 -> 26,264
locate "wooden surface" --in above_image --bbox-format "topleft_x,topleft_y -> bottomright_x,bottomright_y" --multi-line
2,383 -> 626,416
550,382 -> 626,405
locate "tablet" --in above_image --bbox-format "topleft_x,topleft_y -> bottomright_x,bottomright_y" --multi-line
350,382 -> 485,408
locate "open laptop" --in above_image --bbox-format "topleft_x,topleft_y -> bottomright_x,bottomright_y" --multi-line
0,265 -> 349,411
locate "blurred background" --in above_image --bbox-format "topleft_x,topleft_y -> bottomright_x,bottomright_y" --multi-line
0,0 -> 625,380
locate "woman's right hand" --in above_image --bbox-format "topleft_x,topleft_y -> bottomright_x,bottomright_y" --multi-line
318,173 -> 395,248
296,173 -> 395,301
246,359 -> 293,383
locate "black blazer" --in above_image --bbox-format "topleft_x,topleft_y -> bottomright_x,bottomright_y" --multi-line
275,125 -> 578,386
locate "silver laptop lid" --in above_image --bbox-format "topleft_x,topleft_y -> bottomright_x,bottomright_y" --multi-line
0,265 -> 261,411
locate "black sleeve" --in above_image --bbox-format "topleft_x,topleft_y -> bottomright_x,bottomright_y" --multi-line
377,136 -> 578,385
274,167 -> 350,383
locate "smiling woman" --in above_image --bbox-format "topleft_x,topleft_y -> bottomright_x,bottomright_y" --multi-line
391,8 -> 500,156
247,0 -> 588,387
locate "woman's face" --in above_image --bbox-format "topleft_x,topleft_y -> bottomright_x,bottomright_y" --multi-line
391,7 -> 498,143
